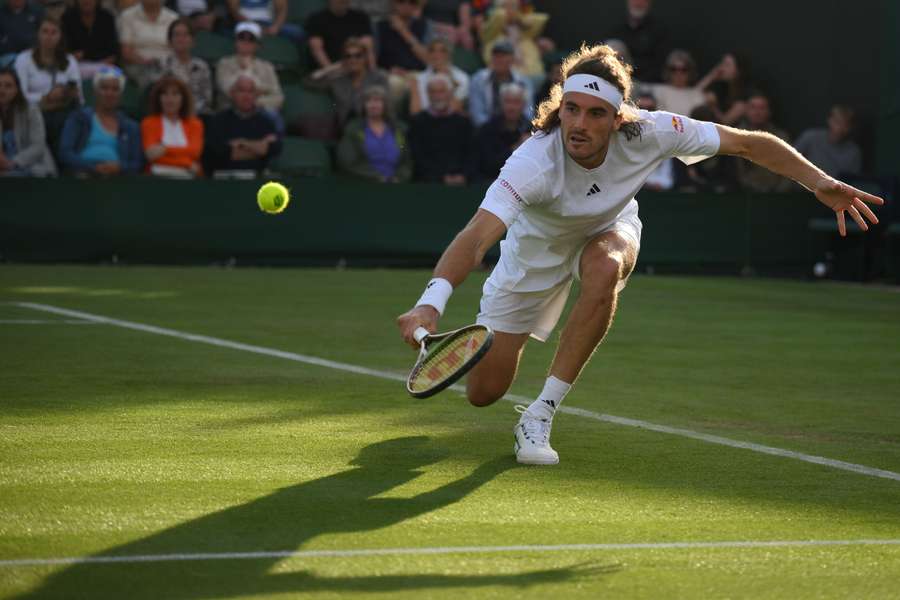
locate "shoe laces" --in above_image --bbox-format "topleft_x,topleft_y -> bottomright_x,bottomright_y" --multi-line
515,405 -> 551,445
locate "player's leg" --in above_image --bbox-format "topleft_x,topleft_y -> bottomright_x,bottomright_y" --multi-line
550,230 -> 638,383
514,230 -> 638,465
465,331 -> 531,407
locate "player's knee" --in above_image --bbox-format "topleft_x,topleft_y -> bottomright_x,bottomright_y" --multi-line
580,253 -> 623,299
466,383 -> 507,407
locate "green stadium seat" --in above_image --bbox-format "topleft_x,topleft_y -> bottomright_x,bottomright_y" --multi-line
258,35 -> 301,70
282,83 -> 337,140
270,136 -> 332,177
452,45 -> 484,74
193,31 -> 234,66
288,0 -> 327,25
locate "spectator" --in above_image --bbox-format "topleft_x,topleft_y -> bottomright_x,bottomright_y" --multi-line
225,0 -> 302,43
165,0 -> 215,32
375,0 -> 431,73
534,50 -> 563,107
679,104 -> 736,193
408,72 -> 471,184
705,53 -> 749,126
306,0 -> 373,70
643,49 -> 718,117
204,73 -> 281,175
118,0 -> 178,88
153,18 -> 212,115
606,0 -> 668,82
0,67 -> 56,176
736,91 -> 793,193
141,74 -> 203,176
349,0 -> 391,21
58,65 -> 142,175
409,37 -> 468,114
795,104 -> 862,178
375,0 -> 433,108
309,36 -> 388,129
337,85 -> 411,182
215,22 -> 283,114
634,92 -> 673,191
603,38 -> 632,70
470,81 -> 529,181
0,0 -> 44,68
62,0 -> 119,80
14,17 -> 83,148
480,0 -> 548,79
424,0 -> 474,50
468,40 -> 532,127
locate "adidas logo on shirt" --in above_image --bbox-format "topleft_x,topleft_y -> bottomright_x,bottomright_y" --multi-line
586,183 -> 601,196
584,82 -> 601,91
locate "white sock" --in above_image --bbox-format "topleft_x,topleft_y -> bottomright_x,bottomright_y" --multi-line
526,376 -> 571,421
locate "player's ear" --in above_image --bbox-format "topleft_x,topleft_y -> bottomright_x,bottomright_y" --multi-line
613,112 -> 624,131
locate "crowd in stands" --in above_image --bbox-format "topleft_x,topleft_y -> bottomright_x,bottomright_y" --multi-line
0,0 -> 868,191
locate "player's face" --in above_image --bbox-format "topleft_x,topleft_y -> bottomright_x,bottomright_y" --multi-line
559,92 -> 622,167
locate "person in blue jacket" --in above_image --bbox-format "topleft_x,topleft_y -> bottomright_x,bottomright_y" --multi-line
58,66 -> 142,176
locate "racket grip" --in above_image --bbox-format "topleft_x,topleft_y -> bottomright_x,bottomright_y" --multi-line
413,327 -> 430,343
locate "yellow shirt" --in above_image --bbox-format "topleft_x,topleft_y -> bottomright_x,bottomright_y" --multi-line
118,4 -> 178,62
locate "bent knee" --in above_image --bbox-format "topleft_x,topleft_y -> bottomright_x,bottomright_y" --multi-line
580,253 -> 624,297
466,385 -> 508,407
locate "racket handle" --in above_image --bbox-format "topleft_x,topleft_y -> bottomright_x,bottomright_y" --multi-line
413,327 -> 430,343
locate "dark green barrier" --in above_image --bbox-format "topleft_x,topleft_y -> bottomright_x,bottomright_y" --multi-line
0,177 -> 836,274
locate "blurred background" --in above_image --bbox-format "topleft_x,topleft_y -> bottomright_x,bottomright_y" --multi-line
0,0 -> 897,281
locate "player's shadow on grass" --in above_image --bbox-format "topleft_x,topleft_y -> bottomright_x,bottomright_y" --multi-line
19,436 -> 612,599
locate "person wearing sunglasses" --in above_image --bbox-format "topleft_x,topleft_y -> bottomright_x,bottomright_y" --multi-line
215,21 -> 283,116
640,49 -> 721,119
309,37 -> 388,129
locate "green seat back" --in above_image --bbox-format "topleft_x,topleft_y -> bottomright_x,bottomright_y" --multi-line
194,31 -> 234,66
271,136 -> 332,177
258,35 -> 300,70
452,46 -> 484,74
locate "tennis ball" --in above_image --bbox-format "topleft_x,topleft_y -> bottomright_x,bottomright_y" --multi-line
257,181 -> 290,214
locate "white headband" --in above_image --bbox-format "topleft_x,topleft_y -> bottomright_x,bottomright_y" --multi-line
562,74 -> 623,110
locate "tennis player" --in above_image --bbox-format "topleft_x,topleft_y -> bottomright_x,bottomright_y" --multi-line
396,44 -> 883,465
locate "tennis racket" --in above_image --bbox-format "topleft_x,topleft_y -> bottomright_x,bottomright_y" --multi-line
406,324 -> 494,398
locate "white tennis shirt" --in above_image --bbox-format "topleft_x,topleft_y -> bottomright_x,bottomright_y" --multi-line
479,110 -> 721,292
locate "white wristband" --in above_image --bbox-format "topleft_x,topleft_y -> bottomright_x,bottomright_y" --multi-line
415,278 -> 453,316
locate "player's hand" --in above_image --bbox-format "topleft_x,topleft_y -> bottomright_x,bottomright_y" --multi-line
396,305 -> 439,350
814,178 -> 884,237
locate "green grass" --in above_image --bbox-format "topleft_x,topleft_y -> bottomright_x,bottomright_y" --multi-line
1,265 -> 899,599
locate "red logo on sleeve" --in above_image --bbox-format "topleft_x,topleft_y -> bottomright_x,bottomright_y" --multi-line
671,116 -> 684,133
499,178 -> 524,203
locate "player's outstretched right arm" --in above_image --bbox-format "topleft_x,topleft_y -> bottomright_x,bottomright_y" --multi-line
396,209 -> 507,348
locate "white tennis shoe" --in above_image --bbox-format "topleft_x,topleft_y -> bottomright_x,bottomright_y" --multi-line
513,405 -> 559,465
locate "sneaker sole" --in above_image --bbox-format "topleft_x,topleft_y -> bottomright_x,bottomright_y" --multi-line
514,442 -> 559,465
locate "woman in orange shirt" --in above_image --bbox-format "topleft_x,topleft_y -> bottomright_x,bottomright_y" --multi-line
141,75 -> 203,177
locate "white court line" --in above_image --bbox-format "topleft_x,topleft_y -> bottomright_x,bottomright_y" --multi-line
0,319 -> 96,324
3,539 -> 900,568
15,302 -> 900,483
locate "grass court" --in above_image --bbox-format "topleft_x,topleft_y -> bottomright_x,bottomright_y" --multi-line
1,264 -> 899,599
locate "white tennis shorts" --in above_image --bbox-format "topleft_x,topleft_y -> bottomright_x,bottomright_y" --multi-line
476,213 -> 642,342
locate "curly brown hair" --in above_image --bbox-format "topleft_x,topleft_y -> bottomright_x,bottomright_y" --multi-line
533,43 -> 643,141
147,75 -> 194,119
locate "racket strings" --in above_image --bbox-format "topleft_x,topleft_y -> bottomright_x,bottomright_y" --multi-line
409,330 -> 490,392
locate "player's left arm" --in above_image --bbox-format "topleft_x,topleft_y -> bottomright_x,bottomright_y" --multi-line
715,124 -> 884,236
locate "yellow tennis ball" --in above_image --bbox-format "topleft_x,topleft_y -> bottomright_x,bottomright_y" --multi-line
257,181 -> 290,214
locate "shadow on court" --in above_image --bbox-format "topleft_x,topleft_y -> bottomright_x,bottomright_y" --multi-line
17,437 -> 613,599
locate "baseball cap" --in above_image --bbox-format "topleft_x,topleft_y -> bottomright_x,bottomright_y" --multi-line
491,41 -> 515,55
235,21 -> 262,39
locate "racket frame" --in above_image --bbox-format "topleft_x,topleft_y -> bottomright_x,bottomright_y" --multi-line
406,324 -> 494,399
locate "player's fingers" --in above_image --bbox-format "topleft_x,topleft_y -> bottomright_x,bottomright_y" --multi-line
853,197 -> 880,224
836,211 -> 846,237
847,206 -> 867,231
851,187 -> 885,206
